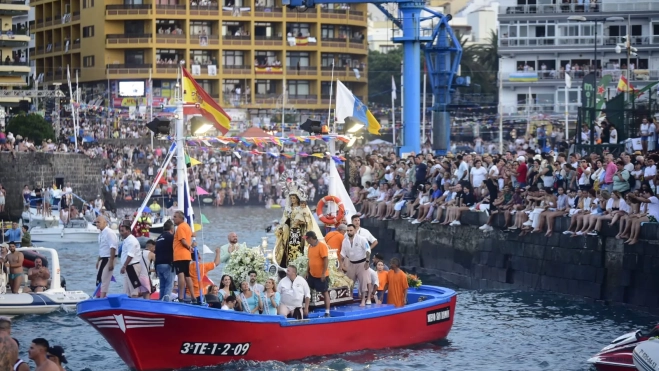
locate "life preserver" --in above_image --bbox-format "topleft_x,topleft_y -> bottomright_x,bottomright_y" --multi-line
316,196 -> 345,227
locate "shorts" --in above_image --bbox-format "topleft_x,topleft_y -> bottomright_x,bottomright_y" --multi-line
307,275 -> 329,293
642,136 -> 649,142
173,260 -> 191,277
344,260 -> 371,292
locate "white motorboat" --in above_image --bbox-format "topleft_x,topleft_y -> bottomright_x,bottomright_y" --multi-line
29,218 -> 118,244
149,216 -> 171,234
0,247 -> 90,315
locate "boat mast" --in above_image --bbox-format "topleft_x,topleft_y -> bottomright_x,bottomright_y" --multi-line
176,66 -> 186,211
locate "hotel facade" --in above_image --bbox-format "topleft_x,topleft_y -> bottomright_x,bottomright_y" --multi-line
29,0 -> 369,122
497,0 -> 659,118
0,0 -> 31,106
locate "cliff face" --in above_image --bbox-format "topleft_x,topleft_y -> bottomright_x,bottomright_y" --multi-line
363,212 -> 659,312
0,152 -> 104,220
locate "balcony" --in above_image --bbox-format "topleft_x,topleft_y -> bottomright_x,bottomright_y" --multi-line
286,65 -> 317,76
107,34 -> 153,46
224,65 -> 251,75
286,8 -> 316,18
222,6 -> 251,17
255,65 -> 283,75
72,39 -> 80,49
500,35 -> 658,51
511,104 -> 580,115
502,69 -> 659,84
0,0 -> 29,16
287,35 -> 317,47
190,34 -> 219,46
287,94 -> 317,104
254,93 -> 278,105
155,64 -> 179,74
189,3 -> 219,16
0,61 -> 31,76
107,63 -> 152,74
222,35 -> 251,46
499,3 -> 601,15
254,35 -> 282,46
72,11 -> 80,21
254,6 -> 282,17
155,33 -> 187,45
155,4 -> 186,15
106,4 -> 152,16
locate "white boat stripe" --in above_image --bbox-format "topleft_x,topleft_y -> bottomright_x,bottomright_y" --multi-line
88,319 -> 117,323
125,320 -> 164,324
126,325 -> 165,328
95,325 -> 120,328
89,316 -> 115,321
124,317 -> 165,322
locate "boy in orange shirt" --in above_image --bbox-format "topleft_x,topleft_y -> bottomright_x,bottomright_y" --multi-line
186,248 -> 221,302
375,261 -> 388,304
172,211 -> 195,302
384,258 -> 408,308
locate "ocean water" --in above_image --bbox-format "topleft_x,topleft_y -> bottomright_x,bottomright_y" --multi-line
9,207 -> 659,371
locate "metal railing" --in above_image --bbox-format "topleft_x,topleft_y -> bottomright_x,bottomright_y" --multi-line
499,3 -> 601,14
500,35 -> 655,47
501,69 -> 659,82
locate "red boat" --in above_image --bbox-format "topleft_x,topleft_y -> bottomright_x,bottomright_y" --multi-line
77,285 -> 457,371
588,325 -> 659,371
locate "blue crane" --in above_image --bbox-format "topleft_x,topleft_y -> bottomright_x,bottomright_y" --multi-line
283,0 -> 464,155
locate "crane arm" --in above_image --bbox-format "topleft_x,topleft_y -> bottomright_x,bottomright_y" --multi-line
372,4 -> 402,29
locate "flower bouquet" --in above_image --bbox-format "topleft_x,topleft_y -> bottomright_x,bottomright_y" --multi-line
407,273 -> 422,289
224,246 -> 270,283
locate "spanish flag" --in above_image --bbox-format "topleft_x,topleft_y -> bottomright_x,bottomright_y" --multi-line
182,67 -> 231,135
617,75 -> 636,93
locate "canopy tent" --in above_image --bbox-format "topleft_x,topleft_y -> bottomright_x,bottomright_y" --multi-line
237,126 -> 273,138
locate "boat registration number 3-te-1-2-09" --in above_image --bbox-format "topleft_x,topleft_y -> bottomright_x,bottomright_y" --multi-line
180,342 -> 251,356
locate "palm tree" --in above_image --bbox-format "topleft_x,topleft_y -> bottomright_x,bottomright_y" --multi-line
474,30 -> 499,75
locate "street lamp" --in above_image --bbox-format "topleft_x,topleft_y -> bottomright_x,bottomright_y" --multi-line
342,135 -> 359,192
568,15 -> 624,146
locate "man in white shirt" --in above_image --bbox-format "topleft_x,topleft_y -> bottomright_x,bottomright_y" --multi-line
277,265 -> 311,318
118,224 -> 143,298
248,270 -> 264,293
341,224 -> 372,307
350,214 -> 377,249
95,216 -> 118,298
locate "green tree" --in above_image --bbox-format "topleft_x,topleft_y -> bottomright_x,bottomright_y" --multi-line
5,113 -> 55,144
367,48 -> 403,105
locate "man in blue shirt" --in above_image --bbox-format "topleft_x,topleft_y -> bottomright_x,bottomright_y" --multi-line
4,222 -> 21,247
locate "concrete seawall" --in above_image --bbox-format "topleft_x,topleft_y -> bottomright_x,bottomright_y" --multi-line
0,153 -> 105,220
363,213 -> 659,312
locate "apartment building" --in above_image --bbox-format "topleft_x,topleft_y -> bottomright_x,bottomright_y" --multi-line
29,0 -> 369,119
0,0 -> 32,106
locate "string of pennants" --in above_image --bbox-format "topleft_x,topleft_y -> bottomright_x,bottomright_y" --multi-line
181,134 -> 350,164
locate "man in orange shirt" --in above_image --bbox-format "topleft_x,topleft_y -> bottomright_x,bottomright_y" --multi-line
384,257 -> 408,308
304,231 -> 331,316
172,210 -> 195,302
187,247 -> 221,302
325,224 -> 346,258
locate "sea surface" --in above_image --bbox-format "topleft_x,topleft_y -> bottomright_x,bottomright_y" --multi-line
9,207 -> 659,371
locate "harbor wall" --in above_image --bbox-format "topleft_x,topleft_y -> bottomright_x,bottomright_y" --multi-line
363,214 -> 659,312
0,152 -> 104,220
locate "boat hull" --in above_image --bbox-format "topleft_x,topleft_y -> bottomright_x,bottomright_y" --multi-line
0,291 -> 90,315
78,286 -> 456,371
30,227 -> 100,243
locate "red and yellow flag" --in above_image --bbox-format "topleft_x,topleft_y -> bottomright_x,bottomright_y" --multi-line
182,67 -> 231,135
617,75 -> 636,93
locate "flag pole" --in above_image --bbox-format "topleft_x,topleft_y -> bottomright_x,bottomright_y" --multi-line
176,65 -> 186,211
328,59 -> 335,133
281,78 -> 286,139
391,76 -> 396,147
149,68 -> 154,149
422,68 -> 427,147
66,65 -> 78,152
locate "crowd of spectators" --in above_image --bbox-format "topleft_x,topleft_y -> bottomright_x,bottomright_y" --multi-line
349,144 -> 659,246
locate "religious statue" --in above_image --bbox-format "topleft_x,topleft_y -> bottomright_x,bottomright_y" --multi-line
274,173 -> 314,270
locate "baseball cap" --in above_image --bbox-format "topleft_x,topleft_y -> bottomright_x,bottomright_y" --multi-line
47,346 -> 68,364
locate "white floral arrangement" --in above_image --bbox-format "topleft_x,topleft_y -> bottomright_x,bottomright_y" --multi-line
224,246 -> 271,283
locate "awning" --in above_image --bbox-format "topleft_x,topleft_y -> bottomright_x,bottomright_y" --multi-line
0,76 -> 27,86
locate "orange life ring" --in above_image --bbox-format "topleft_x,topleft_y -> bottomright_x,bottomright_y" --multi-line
317,195 -> 345,227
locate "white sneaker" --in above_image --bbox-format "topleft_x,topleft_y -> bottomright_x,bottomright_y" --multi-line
431,219 -> 440,224
450,220 -> 461,226
366,300 -> 372,305
483,225 -> 494,232
576,231 -> 583,235
522,221 -> 532,227
563,231 -> 573,235
411,220 -> 420,224
479,224 -> 488,230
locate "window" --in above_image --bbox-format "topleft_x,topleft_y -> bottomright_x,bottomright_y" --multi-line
190,50 -> 213,64
223,51 -> 244,66
83,0 -> 94,8
288,23 -> 310,37
157,49 -> 182,62
125,21 -> 144,35
83,55 -> 94,67
287,52 -> 309,68
631,25 -> 642,37
125,50 -> 144,65
608,25 -> 626,37
321,53 -> 334,67
321,81 -> 331,96
288,80 -> 309,96
321,25 -> 334,39
254,51 -> 277,65
196,79 -> 213,94
190,21 -> 211,36
222,79 -> 240,94
82,26 -> 94,38
255,79 -> 276,95
654,24 -> 659,35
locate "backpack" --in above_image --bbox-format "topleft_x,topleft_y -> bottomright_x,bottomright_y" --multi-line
626,170 -> 635,190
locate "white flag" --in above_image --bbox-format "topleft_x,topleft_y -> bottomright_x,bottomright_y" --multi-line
391,76 -> 397,100
565,72 -> 572,89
